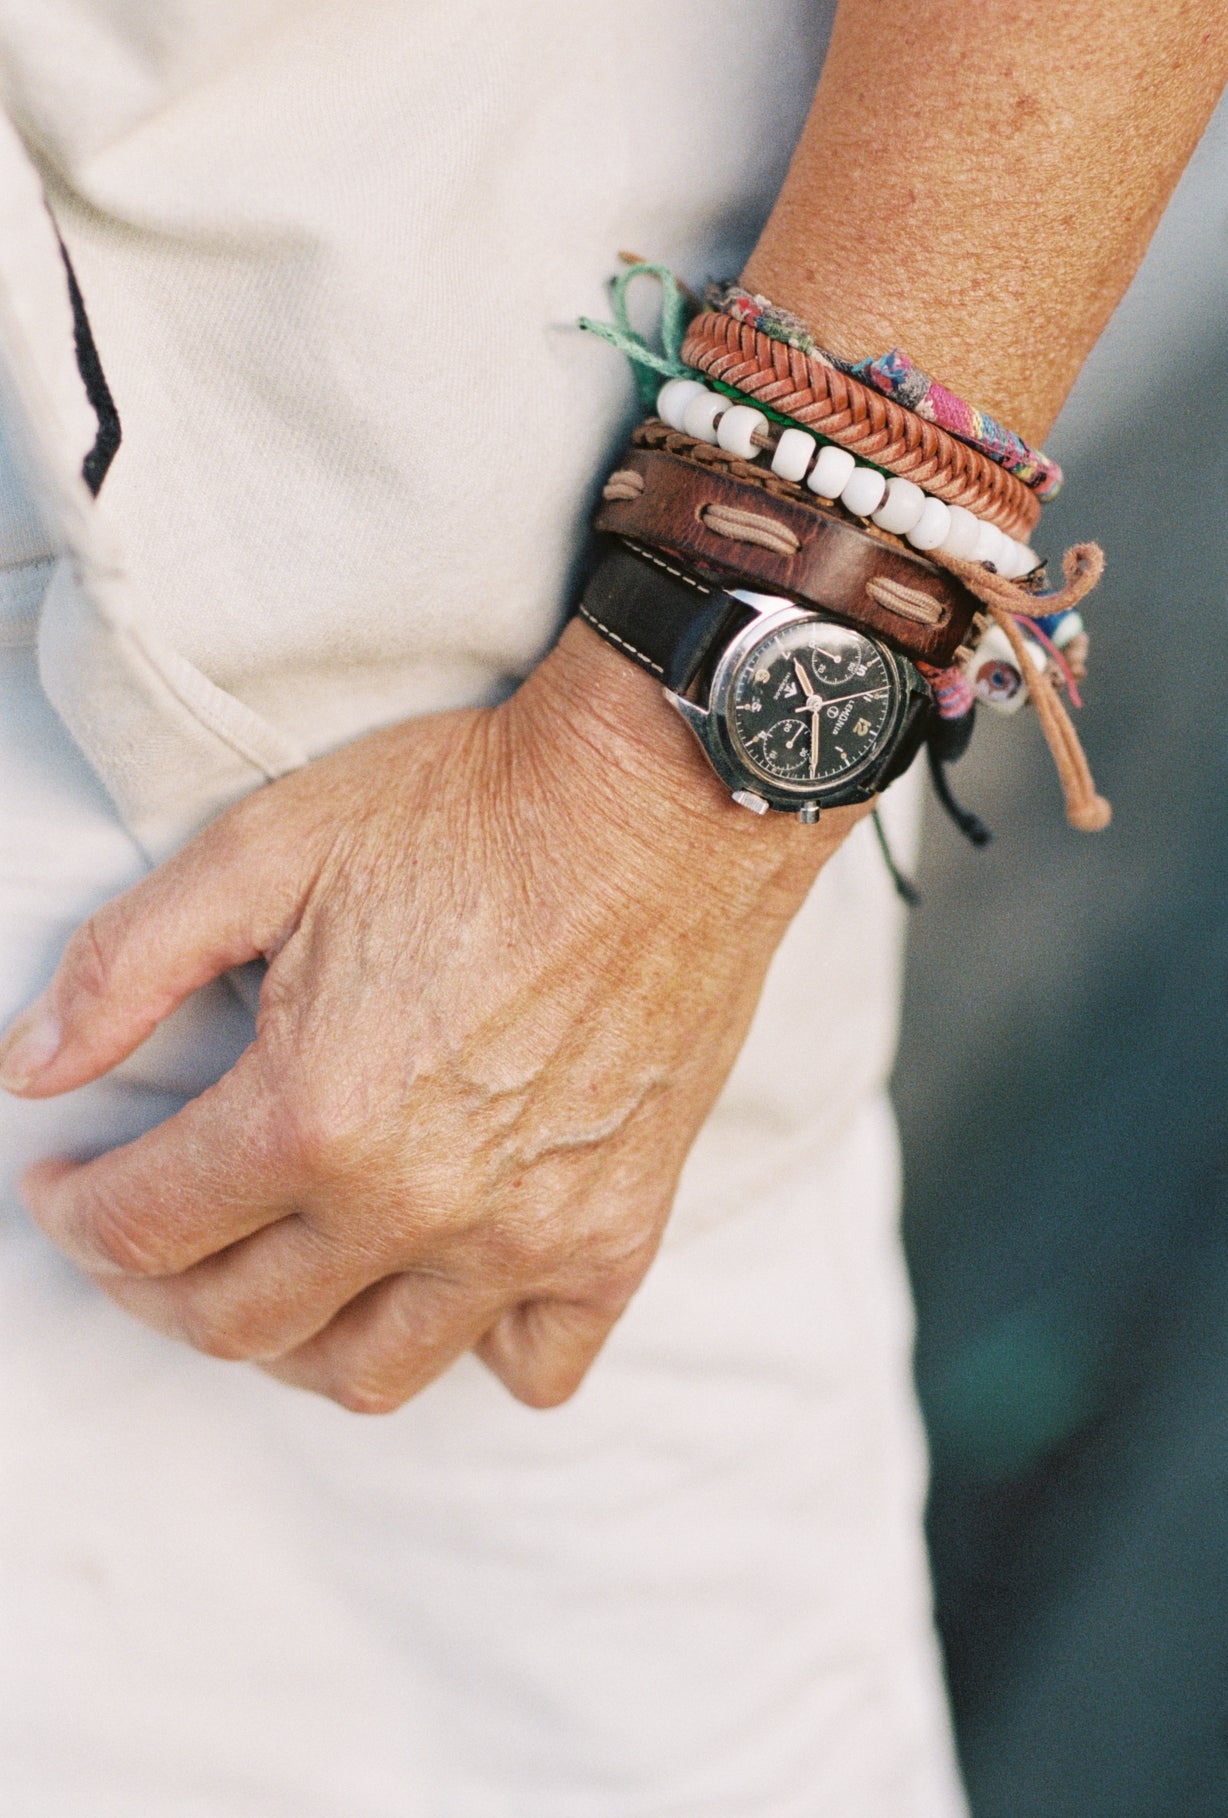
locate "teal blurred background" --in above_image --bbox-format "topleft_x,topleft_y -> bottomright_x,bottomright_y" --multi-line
896,97 -> 1228,1816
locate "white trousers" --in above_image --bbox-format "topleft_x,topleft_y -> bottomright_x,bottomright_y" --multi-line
0,623 -> 965,1817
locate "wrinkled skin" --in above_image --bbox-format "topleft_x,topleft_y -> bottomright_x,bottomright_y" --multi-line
15,0 -> 1223,1419
2,624 -> 859,1412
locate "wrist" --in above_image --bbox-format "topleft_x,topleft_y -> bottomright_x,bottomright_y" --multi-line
510,618 -> 865,905
533,618 -> 729,814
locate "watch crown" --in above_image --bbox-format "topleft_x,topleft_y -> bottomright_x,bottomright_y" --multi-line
731,790 -> 770,815
797,802 -> 821,825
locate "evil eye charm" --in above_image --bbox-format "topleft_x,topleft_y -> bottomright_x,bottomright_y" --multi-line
964,624 -> 1044,715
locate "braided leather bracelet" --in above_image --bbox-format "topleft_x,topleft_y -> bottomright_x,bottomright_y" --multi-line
681,311 -> 1040,541
595,444 -> 984,668
708,281 -> 1062,498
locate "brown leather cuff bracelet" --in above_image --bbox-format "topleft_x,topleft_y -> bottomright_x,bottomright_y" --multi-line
594,443 -> 984,668
680,310 -> 1040,541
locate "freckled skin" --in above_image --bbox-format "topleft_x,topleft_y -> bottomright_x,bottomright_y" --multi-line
745,0 -> 1228,442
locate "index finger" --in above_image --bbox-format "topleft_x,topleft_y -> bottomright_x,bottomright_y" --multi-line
22,1049 -> 291,1279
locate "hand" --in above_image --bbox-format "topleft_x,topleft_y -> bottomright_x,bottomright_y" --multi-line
1,622 -> 863,1412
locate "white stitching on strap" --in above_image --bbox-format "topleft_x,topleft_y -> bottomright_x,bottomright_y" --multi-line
621,540 -> 713,597
578,542 -> 715,677
577,601 -> 665,675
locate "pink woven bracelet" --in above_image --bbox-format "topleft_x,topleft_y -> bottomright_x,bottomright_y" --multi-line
711,283 -> 1063,501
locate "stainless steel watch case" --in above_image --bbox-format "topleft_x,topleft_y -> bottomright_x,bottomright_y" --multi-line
664,593 -> 929,820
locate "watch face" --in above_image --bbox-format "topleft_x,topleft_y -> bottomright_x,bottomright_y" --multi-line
727,619 -> 898,791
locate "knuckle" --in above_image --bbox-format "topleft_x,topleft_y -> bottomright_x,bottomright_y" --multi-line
511,1363 -> 586,1411
565,1228 -> 656,1313
476,1220 -> 547,1292
383,1283 -> 457,1356
86,1190 -> 174,1278
178,1303 -> 258,1362
591,1249 -> 649,1310
199,798 -> 261,868
283,1082 -> 372,1181
175,1289 -> 269,1362
62,909 -> 124,1009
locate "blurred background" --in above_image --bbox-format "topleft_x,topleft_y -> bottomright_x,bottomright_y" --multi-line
895,94 -> 1228,1817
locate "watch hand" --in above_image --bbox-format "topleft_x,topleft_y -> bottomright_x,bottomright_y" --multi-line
793,658 -> 818,700
809,705 -> 820,778
818,685 -> 891,709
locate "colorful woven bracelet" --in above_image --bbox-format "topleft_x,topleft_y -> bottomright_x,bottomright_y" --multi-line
680,312 -> 1041,540
577,260 -> 1042,530
709,282 -> 1062,501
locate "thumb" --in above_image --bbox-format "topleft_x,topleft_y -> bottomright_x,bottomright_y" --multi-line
0,791 -> 312,1098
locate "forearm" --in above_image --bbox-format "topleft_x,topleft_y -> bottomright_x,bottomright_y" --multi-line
743,0 -> 1228,442
557,0 -> 1228,862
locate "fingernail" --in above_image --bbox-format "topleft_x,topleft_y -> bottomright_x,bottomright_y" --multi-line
0,1000 -> 61,1093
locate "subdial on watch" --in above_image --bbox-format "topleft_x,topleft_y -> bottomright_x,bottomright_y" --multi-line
730,620 -> 896,788
741,714 -> 812,778
801,640 -> 865,692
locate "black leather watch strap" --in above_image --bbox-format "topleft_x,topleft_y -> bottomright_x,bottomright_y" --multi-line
577,539 -> 750,693
577,534 -> 934,806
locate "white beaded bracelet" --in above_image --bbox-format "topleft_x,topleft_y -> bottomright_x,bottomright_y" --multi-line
655,376 -> 1039,580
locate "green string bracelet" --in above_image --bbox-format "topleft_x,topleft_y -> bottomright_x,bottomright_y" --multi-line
579,260 -> 892,478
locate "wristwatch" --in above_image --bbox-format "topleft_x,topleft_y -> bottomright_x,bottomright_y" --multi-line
578,539 -> 933,822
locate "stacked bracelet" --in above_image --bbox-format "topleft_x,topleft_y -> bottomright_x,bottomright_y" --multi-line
680,312 -> 1041,542
654,375 -> 1039,578
708,282 -> 1063,500
578,258 -> 1110,838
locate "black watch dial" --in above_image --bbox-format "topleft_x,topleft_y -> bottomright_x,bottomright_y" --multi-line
727,619 -> 898,790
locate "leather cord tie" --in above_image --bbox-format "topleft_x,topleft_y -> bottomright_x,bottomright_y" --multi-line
696,502 -> 800,557
602,470 -> 645,501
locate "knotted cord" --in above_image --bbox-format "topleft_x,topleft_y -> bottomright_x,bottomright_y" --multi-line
934,544 -> 1110,832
